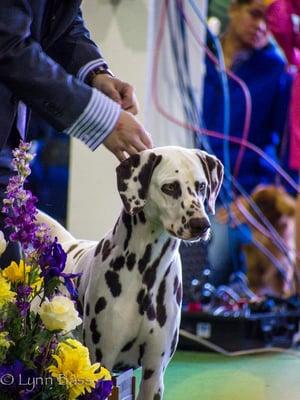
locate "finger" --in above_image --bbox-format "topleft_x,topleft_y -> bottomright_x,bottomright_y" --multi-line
103,87 -> 122,105
140,131 -> 153,149
121,86 -> 139,114
124,103 -> 139,116
124,144 -> 139,156
115,150 -> 127,162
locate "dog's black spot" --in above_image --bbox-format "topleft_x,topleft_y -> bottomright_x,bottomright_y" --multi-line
181,201 -> 185,209
150,328 -> 154,334
83,329 -> 86,345
67,243 -> 78,254
76,275 -> 81,289
95,297 -> 107,314
182,216 -> 186,224
135,200 -> 140,206
164,263 -> 172,278
117,154 -> 140,189
137,289 -> 152,315
177,227 -> 184,236
138,244 -> 152,274
170,329 -> 178,357
121,337 -> 137,352
139,211 -> 147,224
138,342 -> 146,366
102,240 -> 113,261
127,253 -> 136,271
161,352 -> 165,357
112,217 -> 120,236
143,239 -> 171,291
143,369 -> 155,380
110,255 -> 125,271
153,394 -> 161,400
77,300 -> 83,317
90,318 -> 101,345
175,170 -> 179,173
187,210 -> 194,217
137,288 -> 146,314
90,318 -> 97,332
86,302 -> 90,317
92,331 -> 101,344
113,362 -> 137,372
133,176 -> 138,182
173,276 -> 179,294
147,303 -> 156,321
156,279 -> 167,327
120,194 -> 130,212
105,270 -> 122,297
176,283 -> 182,306
95,348 -> 103,362
73,248 -> 84,260
122,211 -> 132,250
94,239 -> 104,257
162,180 -> 182,199
138,154 -> 162,200
154,239 -> 158,244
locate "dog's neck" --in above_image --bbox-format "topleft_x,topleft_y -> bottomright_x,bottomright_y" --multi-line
109,209 -> 180,276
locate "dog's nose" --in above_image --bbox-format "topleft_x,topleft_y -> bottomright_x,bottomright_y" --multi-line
189,218 -> 211,235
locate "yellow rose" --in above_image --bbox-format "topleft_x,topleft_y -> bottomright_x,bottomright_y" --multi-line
0,231 -> 7,257
38,296 -> 82,333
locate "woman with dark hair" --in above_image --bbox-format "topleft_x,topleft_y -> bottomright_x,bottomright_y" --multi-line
202,0 -> 296,286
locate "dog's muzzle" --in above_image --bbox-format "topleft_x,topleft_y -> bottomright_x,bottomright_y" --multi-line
189,217 -> 211,238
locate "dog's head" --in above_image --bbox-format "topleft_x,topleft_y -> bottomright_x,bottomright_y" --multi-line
116,147 -> 224,241
249,185 -> 296,236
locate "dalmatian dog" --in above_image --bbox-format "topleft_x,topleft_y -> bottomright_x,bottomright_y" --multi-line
38,146 -> 223,400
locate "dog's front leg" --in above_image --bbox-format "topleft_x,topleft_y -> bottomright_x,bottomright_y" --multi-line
137,363 -> 165,400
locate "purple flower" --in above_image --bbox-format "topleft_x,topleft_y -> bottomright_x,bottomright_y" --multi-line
81,380 -> 113,400
0,360 -> 40,397
39,238 -> 67,278
39,237 -> 81,299
16,285 -> 32,317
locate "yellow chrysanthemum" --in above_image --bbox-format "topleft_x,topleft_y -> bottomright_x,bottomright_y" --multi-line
48,339 -> 105,400
0,332 -> 11,351
2,260 -> 43,293
0,274 -> 16,308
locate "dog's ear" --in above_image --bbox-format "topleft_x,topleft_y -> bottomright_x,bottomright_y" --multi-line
195,150 -> 224,214
116,152 -> 162,215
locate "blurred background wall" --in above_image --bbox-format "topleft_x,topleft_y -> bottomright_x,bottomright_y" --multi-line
68,0 -> 149,239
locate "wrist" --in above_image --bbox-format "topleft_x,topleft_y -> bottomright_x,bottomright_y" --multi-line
85,66 -> 114,87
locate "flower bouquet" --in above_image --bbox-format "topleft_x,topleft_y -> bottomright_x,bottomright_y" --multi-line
0,141 -> 113,400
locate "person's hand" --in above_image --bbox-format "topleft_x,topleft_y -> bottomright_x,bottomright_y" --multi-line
92,74 -> 139,115
103,110 -> 153,161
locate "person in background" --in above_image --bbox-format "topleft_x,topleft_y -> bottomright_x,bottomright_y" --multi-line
0,0 -> 153,267
201,0 -> 295,286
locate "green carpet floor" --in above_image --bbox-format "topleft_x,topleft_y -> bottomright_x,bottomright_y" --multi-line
135,351 -> 300,400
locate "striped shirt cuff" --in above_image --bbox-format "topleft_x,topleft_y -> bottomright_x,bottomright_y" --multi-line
77,58 -> 108,82
65,89 -> 121,151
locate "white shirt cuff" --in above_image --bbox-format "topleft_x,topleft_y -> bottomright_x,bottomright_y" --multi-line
77,58 -> 108,82
65,89 -> 121,151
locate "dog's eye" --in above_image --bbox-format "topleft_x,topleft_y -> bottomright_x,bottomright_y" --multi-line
161,181 -> 181,197
195,181 -> 206,194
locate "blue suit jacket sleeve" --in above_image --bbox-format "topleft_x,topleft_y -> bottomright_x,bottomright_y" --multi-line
0,0 -> 93,132
47,9 -> 103,77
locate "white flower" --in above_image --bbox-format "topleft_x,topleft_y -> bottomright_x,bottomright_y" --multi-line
38,295 -> 82,333
0,231 -> 7,256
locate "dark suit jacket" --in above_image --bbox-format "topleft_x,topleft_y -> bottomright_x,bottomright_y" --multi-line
0,0 -> 102,148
